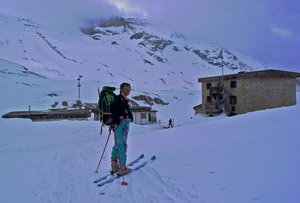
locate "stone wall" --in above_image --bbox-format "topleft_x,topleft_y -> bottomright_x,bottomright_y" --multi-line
240,78 -> 296,114
200,78 -> 297,115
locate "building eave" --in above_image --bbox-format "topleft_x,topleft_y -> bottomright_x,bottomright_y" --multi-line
198,69 -> 300,83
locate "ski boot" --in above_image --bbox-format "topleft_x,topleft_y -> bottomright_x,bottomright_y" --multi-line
110,158 -> 118,174
117,164 -> 132,176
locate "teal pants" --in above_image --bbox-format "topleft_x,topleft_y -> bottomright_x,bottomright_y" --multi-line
111,119 -> 130,165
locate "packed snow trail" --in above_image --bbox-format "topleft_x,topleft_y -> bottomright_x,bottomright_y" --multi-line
1,92 -> 299,202
0,119 -> 197,202
93,154 -> 145,183
97,155 -> 156,187
97,163 -> 196,203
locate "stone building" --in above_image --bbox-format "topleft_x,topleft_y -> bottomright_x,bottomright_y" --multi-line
193,69 -> 300,116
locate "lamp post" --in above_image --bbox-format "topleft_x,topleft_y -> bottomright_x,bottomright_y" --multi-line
77,75 -> 83,101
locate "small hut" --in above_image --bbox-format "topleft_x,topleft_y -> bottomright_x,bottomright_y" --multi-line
130,106 -> 157,125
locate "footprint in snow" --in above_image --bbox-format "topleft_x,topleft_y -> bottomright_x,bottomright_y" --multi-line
250,197 -> 261,201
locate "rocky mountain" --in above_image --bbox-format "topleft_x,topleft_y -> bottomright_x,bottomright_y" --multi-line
0,14 -> 268,90
81,17 -> 266,71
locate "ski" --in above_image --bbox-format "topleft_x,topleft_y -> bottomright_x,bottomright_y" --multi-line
93,154 -> 144,183
97,155 -> 156,187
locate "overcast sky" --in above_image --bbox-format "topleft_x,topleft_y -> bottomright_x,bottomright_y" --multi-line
1,0 -> 299,72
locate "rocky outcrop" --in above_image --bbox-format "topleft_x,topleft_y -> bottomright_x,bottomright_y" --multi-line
132,95 -> 169,106
80,16 -> 258,71
62,101 -> 68,107
97,17 -> 149,28
146,51 -> 168,63
193,49 -> 254,71
47,93 -> 58,97
51,102 -> 59,108
36,32 -> 77,63
153,97 -> 169,105
143,59 -> 154,65
132,32 -> 174,52
173,46 -> 181,51
81,17 -> 149,36
130,32 -> 145,40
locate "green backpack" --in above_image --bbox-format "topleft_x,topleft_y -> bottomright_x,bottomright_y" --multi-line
98,86 -> 117,126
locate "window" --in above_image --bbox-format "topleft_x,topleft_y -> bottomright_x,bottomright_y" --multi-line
207,96 -> 212,103
231,106 -> 236,112
231,81 -> 237,88
141,113 -> 146,119
230,96 -> 237,104
206,83 -> 212,89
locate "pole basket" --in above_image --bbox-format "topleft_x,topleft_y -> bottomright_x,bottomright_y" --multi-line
121,181 -> 128,186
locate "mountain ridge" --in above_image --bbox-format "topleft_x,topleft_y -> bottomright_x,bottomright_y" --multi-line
0,14 -> 268,90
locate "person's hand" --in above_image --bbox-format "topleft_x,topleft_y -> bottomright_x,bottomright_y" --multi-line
112,124 -> 118,130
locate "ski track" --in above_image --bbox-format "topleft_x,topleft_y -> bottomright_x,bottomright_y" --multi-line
98,164 -> 200,203
1,91 -> 299,202
4,124 -> 193,203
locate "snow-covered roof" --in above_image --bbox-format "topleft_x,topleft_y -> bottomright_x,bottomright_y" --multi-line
130,106 -> 157,113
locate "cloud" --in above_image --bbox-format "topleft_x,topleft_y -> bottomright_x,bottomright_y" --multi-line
0,0 -> 122,33
0,0 -> 299,71
104,0 -> 147,16
271,26 -> 295,39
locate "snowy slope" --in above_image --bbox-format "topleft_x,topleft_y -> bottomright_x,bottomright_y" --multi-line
0,14 -> 268,91
1,13 -> 300,203
1,88 -> 299,202
0,60 -> 299,202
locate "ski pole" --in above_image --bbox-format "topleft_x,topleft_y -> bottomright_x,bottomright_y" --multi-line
95,128 -> 112,173
98,88 -> 103,136
113,131 -> 128,186
100,122 -> 104,136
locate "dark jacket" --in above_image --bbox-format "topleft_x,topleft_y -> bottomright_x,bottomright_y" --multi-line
112,94 -> 133,125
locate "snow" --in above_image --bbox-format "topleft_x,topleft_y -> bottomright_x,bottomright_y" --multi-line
1,13 -> 300,203
0,13 -> 268,91
1,71 -> 300,202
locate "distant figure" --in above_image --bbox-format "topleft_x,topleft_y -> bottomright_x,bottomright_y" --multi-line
168,118 -> 173,128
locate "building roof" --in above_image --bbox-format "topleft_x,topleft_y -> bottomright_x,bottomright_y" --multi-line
193,104 -> 202,110
130,106 -> 157,112
91,106 -> 157,113
2,109 -> 91,120
198,69 -> 300,83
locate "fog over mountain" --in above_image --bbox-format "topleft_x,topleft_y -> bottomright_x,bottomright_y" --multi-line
0,14 -> 268,91
1,0 -> 299,72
